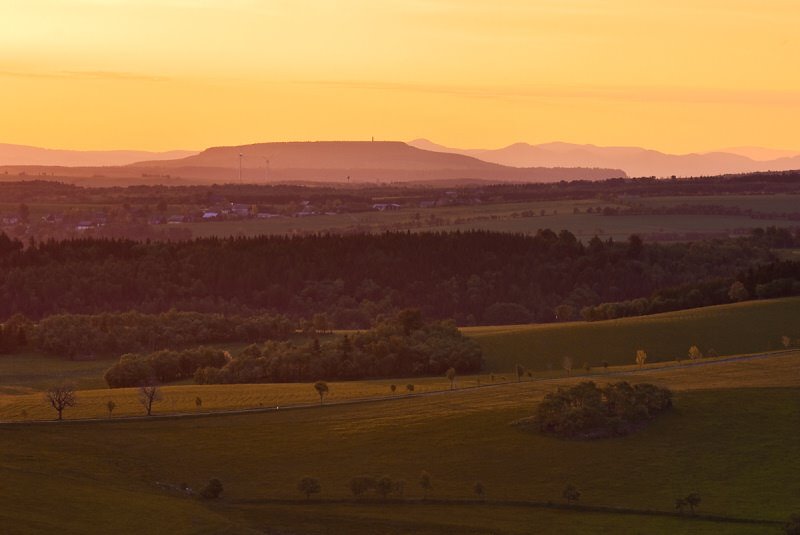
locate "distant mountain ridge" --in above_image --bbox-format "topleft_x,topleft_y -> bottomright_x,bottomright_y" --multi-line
408,139 -> 800,178
0,143 -> 197,167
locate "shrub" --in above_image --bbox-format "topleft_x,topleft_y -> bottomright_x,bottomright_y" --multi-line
200,478 -> 223,499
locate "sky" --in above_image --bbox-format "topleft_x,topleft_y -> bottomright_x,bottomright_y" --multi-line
1,0 -> 799,153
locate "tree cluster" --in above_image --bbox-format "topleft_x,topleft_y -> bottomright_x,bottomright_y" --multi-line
193,311 -> 483,384
104,347 -> 228,388
534,381 -> 673,439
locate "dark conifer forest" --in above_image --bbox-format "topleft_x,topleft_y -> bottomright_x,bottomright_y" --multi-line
0,228 -> 797,328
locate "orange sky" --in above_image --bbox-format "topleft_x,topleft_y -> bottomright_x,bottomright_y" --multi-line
1,0 -> 799,153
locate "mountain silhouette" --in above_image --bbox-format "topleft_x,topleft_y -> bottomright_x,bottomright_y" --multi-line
0,143 -> 196,167
128,141 -> 625,183
409,139 -> 800,178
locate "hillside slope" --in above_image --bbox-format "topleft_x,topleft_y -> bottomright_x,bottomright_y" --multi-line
466,297 -> 800,372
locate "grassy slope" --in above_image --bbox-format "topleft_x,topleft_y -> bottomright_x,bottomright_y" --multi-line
3,354 -> 799,534
466,297 -> 800,372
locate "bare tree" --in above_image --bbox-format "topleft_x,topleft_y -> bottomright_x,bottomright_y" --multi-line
106,400 -> 116,418
563,484 -> 581,504
635,349 -> 648,369
562,356 -> 573,376
44,383 -> 76,420
473,481 -> 485,501
138,382 -> 162,416
314,381 -> 329,405
445,367 -> 456,389
688,346 -> 703,361
419,470 -> 432,499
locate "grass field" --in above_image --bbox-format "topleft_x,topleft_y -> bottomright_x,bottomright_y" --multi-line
629,194 -> 800,213
467,297 -> 800,372
176,197 -> 790,241
3,353 -> 799,534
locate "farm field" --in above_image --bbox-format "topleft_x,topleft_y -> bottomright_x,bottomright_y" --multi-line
3,352 -> 799,534
174,196 -> 792,241
1,297 -> 798,422
467,297 -> 800,372
629,194 -> 800,213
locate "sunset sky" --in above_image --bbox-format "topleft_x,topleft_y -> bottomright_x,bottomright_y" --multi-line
1,0 -> 798,153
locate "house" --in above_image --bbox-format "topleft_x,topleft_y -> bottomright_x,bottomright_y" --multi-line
167,215 -> 185,224
202,211 -> 220,220
75,221 -> 94,231
372,203 -> 401,211
230,203 -> 252,217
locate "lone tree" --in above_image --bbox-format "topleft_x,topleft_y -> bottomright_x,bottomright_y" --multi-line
138,382 -> 162,416
445,367 -> 456,390
349,476 -> 375,498
563,484 -> 581,504
298,476 -> 321,500
106,400 -> 116,418
635,349 -> 648,369
390,384 -> 397,394
473,481 -> 485,500
562,356 -> 573,376
406,384 -> 415,393
195,396 -> 203,409
45,383 -> 76,420
314,381 -> 329,405
728,280 -> 749,302
685,492 -> 701,514
376,476 -> 394,499
200,478 -> 223,499
419,470 -> 432,499
784,513 -> 800,535
515,364 -> 525,383
675,497 -> 688,514
688,345 -> 703,361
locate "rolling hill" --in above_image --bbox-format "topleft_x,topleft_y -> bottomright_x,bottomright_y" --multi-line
128,141 -> 626,183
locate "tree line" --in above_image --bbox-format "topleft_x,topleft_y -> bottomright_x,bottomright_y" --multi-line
107,311 -> 482,387
0,228 -> 793,328
13,310 -> 293,358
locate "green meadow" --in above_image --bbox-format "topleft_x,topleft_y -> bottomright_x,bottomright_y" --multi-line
3,353 -> 799,534
467,297 -> 800,372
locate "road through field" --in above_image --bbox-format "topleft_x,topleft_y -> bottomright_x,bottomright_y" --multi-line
4,349 -> 797,425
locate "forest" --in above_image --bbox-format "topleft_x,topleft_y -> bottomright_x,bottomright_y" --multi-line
0,228 -> 798,329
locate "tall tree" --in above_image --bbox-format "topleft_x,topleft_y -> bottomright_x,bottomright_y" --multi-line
44,382 -> 76,420
138,382 -> 162,416
314,381 -> 329,405
445,367 -> 456,390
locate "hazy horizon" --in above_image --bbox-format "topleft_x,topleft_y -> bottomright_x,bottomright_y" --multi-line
2,1 -> 800,154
